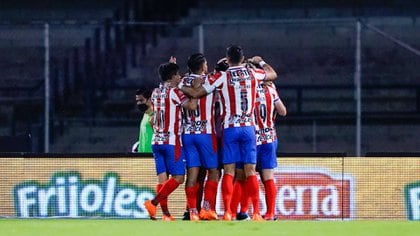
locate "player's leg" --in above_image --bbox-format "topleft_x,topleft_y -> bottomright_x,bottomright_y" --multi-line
240,126 -> 262,221
197,134 -> 219,220
221,127 -> 241,220
144,144 -> 185,220
183,134 -> 201,221
144,144 -> 167,220
233,167 -> 250,220
258,142 -> 278,220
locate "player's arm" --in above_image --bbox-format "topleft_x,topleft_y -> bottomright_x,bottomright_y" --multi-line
179,77 -> 211,98
249,56 -> 277,81
182,98 -> 198,111
180,86 -> 208,98
148,109 -> 154,126
275,98 -> 287,116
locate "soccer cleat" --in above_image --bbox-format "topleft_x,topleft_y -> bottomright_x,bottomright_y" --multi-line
263,214 -> 277,221
236,212 -> 251,221
182,211 -> 190,221
144,200 -> 157,220
190,212 -> 200,221
222,211 -> 232,221
199,209 -> 218,220
252,213 -> 264,221
189,208 -> 200,221
162,214 -> 175,221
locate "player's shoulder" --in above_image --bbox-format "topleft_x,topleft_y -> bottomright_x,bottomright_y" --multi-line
208,71 -> 225,82
252,68 -> 266,75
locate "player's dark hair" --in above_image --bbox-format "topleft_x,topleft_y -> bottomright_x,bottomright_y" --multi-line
136,86 -> 153,99
226,45 -> 244,64
158,62 -> 179,82
187,53 -> 206,74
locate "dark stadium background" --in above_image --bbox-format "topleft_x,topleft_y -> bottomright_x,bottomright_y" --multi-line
0,0 -> 419,156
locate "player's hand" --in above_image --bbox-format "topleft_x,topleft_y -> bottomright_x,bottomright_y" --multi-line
217,57 -> 227,64
169,56 -> 177,64
249,56 -> 263,64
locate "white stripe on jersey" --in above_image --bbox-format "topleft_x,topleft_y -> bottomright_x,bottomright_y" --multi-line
203,65 -> 266,129
181,74 -> 216,134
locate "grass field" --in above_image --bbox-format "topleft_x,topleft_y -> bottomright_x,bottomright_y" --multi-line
0,219 -> 418,236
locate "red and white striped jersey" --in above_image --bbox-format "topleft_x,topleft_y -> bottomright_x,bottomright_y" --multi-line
255,83 -> 280,145
151,83 -> 188,145
203,65 -> 266,128
180,73 -> 217,134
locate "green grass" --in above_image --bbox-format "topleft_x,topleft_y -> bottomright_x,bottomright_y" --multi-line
0,219 -> 418,236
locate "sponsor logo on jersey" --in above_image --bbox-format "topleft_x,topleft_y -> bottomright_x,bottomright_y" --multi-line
185,120 -> 208,132
228,69 -> 252,85
153,131 -> 170,142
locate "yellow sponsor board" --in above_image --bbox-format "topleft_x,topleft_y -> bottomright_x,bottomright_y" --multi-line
0,156 -> 419,219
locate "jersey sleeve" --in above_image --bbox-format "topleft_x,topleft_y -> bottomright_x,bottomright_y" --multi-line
150,88 -> 158,104
202,71 -> 224,94
269,85 -> 281,103
171,88 -> 188,106
252,68 -> 266,81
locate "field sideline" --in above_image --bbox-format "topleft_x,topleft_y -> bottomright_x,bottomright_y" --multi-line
0,219 -> 418,236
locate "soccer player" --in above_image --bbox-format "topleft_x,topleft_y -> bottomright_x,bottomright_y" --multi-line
180,53 -> 220,221
144,61 -> 198,221
135,87 -> 153,153
179,45 -> 277,221
254,81 -> 287,220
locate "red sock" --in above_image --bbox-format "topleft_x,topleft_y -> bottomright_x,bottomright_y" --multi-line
221,174 -> 234,213
239,180 -> 250,213
156,184 -> 169,214
245,175 -> 260,214
196,182 -> 203,212
154,178 -> 179,204
185,184 -> 199,211
203,180 -> 218,211
231,180 -> 242,214
264,179 -> 276,216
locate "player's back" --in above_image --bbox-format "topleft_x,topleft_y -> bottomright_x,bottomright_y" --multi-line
181,74 -> 216,134
151,84 -> 184,145
220,65 -> 258,128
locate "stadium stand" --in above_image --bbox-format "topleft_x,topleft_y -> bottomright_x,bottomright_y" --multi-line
0,0 -> 419,154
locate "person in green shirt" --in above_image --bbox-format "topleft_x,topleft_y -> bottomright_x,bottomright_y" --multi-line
136,87 -> 153,153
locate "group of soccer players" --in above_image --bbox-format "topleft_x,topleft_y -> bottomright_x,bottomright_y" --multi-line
143,45 -> 287,221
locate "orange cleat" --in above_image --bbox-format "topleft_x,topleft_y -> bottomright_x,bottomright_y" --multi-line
222,211 -> 232,221
252,213 -> 264,221
162,214 -> 175,221
144,200 -> 157,220
189,208 -> 200,221
190,212 -> 200,221
199,209 -> 218,220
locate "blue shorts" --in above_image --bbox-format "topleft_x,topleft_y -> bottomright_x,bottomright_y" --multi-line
152,144 -> 186,176
222,126 -> 256,165
182,134 -> 218,169
256,142 -> 278,170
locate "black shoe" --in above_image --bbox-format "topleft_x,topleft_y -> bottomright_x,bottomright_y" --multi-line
236,212 -> 250,221
182,211 -> 190,221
